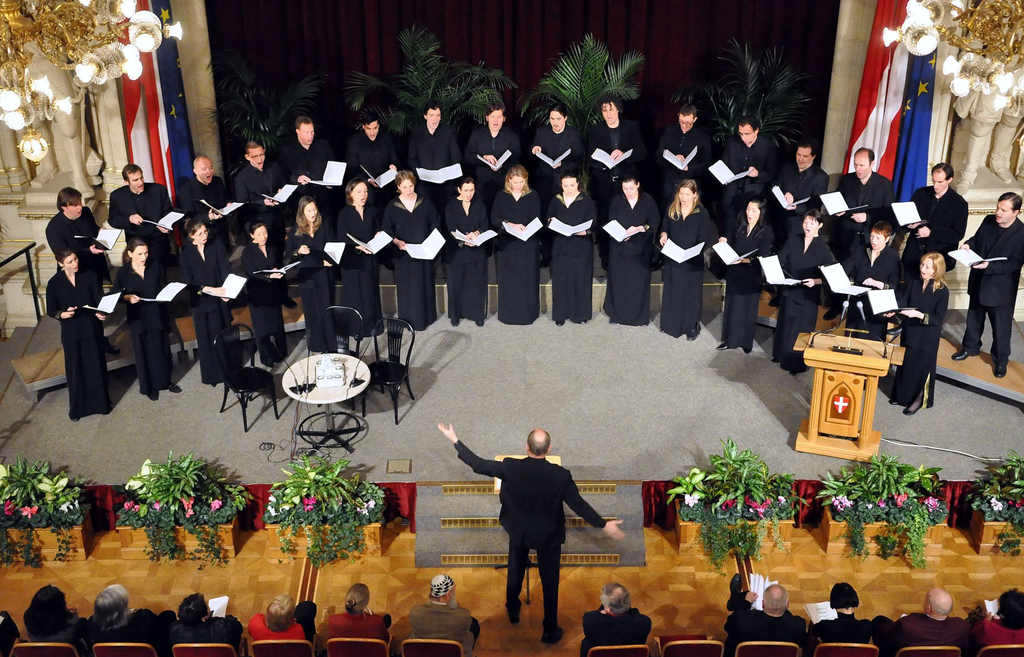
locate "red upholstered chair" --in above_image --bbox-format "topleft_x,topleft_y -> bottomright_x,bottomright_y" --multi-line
11,645 -> 80,657
93,644 -> 159,657
326,638 -> 389,657
586,646 -> 650,657
251,641 -> 314,657
400,639 -> 462,657
659,636 -> 711,651
813,644 -> 878,657
893,648 -> 961,657
976,646 -> 1024,657
661,639 -> 724,657
735,641 -> 802,657
171,644 -> 237,657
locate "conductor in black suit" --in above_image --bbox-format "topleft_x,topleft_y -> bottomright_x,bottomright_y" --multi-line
438,423 -> 625,645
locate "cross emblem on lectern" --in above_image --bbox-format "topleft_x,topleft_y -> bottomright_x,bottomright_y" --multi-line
833,396 -> 849,414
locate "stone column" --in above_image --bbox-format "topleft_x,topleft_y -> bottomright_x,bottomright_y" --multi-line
0,127 -> 30,191
169,0 -> 223,176
93,81 -> 130,196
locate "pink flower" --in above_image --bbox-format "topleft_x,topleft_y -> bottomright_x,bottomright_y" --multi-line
210,500 -> 223,511
122,501 -> 140,512
153,501 -> 162,511
20,506 -> 38,518
894,493 -> 908,508
303,497 -> 317,512
185,508 -> 194,518
181,497 -> 194,510
877,499 -> 886,508
721,499 -> 736,511
4,501 -> 14,516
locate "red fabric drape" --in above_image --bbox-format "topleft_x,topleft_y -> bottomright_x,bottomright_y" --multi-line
793,479 -> 825,528
943,480 -> 974,528
642,480 -> 676,530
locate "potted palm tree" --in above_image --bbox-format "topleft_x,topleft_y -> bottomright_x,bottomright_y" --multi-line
969,451 -> 1024,555
0,459 -> 91,566
264,455 -> 386,567
116,453 -> 250,567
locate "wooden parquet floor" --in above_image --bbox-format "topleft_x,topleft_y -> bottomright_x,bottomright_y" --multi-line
1,523 -> 1020,657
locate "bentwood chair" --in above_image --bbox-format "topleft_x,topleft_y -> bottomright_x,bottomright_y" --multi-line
93,644 -> 159,657
586,646 -> 650,657
11,644 -> 81,657
976,646 -> 1024,657
250,640 -> 315,657
326,638 -> 389,657
214,323 -> 280,432
363,317 -> 415,425
321,306 -> 364,356
400,639 -> 461,657
893,647 -> 961,657
812,644 -> 878,657
735,641 -> 802,657
661,639 -> 723,657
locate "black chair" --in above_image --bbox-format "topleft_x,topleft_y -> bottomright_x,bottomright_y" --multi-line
213,323 -> 280,432
320,306 -> 364,356
362,317 -> 415,424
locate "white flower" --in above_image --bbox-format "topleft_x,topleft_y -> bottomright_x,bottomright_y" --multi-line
990,498 -> 1004,512
366,499 -> 376,509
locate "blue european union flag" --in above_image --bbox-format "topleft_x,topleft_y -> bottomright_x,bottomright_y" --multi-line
150,0 -> 194,198
892,53 -> 936,201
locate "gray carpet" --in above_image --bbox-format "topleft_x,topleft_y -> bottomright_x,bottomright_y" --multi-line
2,279 -> 1023,487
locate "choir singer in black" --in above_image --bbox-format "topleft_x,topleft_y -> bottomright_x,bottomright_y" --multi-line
286,197 -> 335,353
336,180 -> 383,335
233,141 -> 288,252
658,179 -> 717,340
548,170 -> 597,326
717,198 -> 773,353
464,101 -> 520,209
108,164 -> 173,266
720,116 -> 777,232
902,163 -> 968,279
773,137 -> 829,245
530,102 -> 584,211
408,101 -> 462,215
444,177 -> 489,327
179,219 -> 232,385
382,171 -> 441,331
346,110 -> 399,209
604,174 -> 657,326
843,221 -> 900,341
279,116 -> 337,217
491,166 -> 543,325
242,223 -> 287,367
177,155 -> 232,251
45,187 -> 110,285
657,104 -> 712,209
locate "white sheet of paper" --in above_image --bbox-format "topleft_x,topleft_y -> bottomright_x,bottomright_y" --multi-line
96,228 -> 121,250
142,211 -> 184,230
759,255 -> 802,285
537,148 -> 571,168
548,217 -> 593,236
603,220 -> 630,242
771,185 -> 809,209
712,242 -> 757,265
804,601 -> 838,625
503,218 -> 543,241
892,201 -> 923,227
310,161 -> 347,186
323,242 -> 346,264
84,291 -> 121,314
416,164 -> 463,184
347,232 -> 392,254
661,239 -> 704,264
866,289 -> 899,314
819,191 -> 867,215
986,599 -> 999,615
747,573 -> 777,611
662,146 -> 698,171
591,148 -> 632,169
140,281 -> 187,303
221,274 -> 247,300
200,200 -> 244,216
262,184 -> 299,203
820,263 -> 871,295
208,596 -> 229,618
709,160 -> 750,184
361,166 -> 396,188
253,261 -> 301,276
948,249 -> 1007,267
454,229 -> 498,246
405,228 -> 446,260
477,150 -> 511,171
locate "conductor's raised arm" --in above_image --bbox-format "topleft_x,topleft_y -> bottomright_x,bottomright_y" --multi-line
438,422 -> 506,478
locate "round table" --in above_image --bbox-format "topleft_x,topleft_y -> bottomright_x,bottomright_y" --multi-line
281,354 -> 371,452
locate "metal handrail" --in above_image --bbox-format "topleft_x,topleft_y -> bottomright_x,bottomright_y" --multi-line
0,241 -> 41,321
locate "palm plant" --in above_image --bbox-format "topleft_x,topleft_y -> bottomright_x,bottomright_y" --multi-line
673,39 -> 810,146
210,50 -> 322,154
345,25 -> 516,137
519,34 -> 646,142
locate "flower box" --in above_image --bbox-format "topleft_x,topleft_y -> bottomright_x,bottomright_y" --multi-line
116,518 -> 240,561
820,507 -> 944,555
969,509 -> 1014,555
674,501 -> 793,555
4,515 -> 93,562
264,522 -> 382,560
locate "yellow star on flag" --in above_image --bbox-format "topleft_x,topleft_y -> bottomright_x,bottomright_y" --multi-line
928,53 -> 936,68
904,99 -> 912,115
918,81 -> 929,96
160,8 -> 170,22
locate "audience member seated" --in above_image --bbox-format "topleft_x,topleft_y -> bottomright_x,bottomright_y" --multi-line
169,594 -> 243,650
327,583 -> 391,644
0,611 -> 21,657
23,585 -> 91,655
724,583 -> 807,657
247,595 -> 317,644
89,585 -> 175,657
579,582 -> 652,657
873,588 -> 969,657
970,589 -> 1024,650
408,575 -> 479,657
811,583 -> 873,645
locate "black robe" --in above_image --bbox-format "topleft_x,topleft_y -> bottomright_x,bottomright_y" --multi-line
842,246 -> 900,341
444,197 -> 490,323
773,162 -> 829,243
408,123 -> 462,212
278,137 -> 338,214
773,235 -> 835,373
830,172 -> 895,261
903,185 -> 969,276
657,124 -> 712,205
587,120 -> 647,202
720,220 -> 774,350
491,190 -> 542,325
177,176 -> 231,249
241,243 -> 287,366
464,125 -> 521,208
657,204 -> 718,338
530,124 -> 584,208
108,183 -> 173,265
604,193 -> 657,325
45,269 -> 110,420
285,225 -> 335,352
335,205 -> 383,335
720,136 -> 778,228
233,162 -> 287,249
179,242 -> 232,384
345,130 -> 399,208
381,196 -> 441,330
893,280 -> 948,408
548,193 -> 597,324
113,262 -> 172,395
45,208 -> 110,282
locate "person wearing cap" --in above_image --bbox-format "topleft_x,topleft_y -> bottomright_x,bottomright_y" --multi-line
407,574 -> 478,657
437,423 -> 626,645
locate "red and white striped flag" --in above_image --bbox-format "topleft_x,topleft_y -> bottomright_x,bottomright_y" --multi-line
843,0 -> 909,178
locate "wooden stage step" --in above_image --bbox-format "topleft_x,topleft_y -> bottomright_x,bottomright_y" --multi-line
935,337 -> 1024,404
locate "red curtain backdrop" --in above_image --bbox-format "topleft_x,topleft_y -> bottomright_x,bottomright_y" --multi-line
205,0 -> 841,164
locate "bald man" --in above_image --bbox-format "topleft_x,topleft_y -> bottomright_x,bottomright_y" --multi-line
437,423 -> 625,645
723,583 -> 807,657
874,588 -> 970,657
177,155 -> 232,249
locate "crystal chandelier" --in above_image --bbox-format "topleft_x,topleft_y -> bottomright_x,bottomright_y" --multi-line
0,0 -> 182,152
883,0 -> 1024,108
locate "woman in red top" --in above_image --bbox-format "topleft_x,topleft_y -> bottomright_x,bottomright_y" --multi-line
971,590 -> 1024,652
327,584 -> 390,644
248,595 -> 316,644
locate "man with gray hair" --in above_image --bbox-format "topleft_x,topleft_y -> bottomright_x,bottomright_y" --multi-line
724,583 -> 807,657
873,588 -> 969,657
580,583 -> 652,657
408,574 -> 479,657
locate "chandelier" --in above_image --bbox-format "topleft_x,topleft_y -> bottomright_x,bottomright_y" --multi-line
883,0 -> 1024,109
0,0 -> 182,160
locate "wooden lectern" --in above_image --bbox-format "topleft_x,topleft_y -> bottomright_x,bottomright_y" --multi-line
793,331 -> 904,461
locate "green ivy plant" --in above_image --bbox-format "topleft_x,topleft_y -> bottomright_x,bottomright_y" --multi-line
0,459 -> 88,567
117,453 -> 250,568
264,456 -> 386,568
971,451 -> 1024,555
